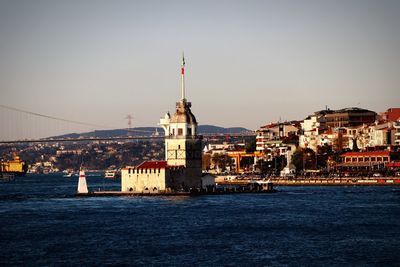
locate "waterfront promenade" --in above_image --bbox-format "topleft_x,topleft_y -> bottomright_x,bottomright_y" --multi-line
217,177 -> 400,186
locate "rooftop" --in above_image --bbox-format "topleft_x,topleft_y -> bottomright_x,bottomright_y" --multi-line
136,160 -> 168,169
123,160 -> 185,170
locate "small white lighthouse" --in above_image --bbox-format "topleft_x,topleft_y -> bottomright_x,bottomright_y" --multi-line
77,169 -> 88,194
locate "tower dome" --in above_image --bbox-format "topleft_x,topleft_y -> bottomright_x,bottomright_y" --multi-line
169,99 -> 197,125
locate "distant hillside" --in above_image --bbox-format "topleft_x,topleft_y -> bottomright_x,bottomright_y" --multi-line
198,125 -> 252,134
50,125 -> 252,139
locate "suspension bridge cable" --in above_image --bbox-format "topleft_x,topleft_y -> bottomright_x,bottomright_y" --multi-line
0,104 -> 158,134
0,104 -> 110,129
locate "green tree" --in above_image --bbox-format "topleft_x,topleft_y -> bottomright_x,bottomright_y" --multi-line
245,138 -> 256,153
211,153 -> 229,172
291,148 -> 316,173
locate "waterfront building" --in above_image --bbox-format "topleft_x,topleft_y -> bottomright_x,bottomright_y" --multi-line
121,55 -> 213,193
256,122 -> 299,151
0,155 -> 27,176
255,122 -> 299,173
394,120 -> 400,146
345,122 -> 394,150
337,150 -> 400,173
299,107 -> 377,151
202,142 -> 244,173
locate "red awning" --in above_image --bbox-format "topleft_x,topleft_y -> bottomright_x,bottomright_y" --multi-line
387,162 -> 400,167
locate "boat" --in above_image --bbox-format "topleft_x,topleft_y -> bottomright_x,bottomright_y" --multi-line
62,169 -> 75,177
63,172 -> 74,177
105,170 -> 120,179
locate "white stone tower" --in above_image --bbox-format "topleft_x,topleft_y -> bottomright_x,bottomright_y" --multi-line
159,54 -> 203,188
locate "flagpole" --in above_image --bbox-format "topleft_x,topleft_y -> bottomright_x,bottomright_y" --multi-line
181,52 -> 185,100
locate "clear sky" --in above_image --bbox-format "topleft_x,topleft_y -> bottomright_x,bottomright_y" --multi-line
0,0 -> 399,139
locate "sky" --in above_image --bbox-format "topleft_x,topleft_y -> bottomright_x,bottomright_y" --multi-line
0,0 -> 399,139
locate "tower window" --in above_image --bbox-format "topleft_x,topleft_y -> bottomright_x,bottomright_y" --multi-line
188,128 -> 192,135
178,128 -> 183,136
178,145 -> 181,149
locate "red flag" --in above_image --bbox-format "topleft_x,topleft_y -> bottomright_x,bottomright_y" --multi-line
181,67 -> 184,75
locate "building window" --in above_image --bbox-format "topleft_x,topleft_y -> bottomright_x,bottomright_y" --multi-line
358,157 -> 364,162
352,157 -> 356,162
371,157 -> 376,162
377,157 -> 382,162
365,158 -> 370,162
383,157 -> 389,162
178,145 -> 181,149
178,128 -> 183,136
188,128 -> 192,136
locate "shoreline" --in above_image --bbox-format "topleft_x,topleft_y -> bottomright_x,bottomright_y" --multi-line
76,189 -> 277,197
217,177 -> 400,186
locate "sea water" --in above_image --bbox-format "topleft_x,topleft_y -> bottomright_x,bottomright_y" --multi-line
1,174 -> 399,266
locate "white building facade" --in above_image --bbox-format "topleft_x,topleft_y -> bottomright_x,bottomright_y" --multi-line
299,115 -> 326,151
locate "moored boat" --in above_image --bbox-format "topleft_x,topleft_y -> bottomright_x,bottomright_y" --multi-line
104,170 -> 120,179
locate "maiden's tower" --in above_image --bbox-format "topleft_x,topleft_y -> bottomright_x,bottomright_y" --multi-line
121,55 -> 209,193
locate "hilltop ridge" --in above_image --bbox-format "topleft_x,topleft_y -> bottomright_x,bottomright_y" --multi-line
50,125 -> 252,139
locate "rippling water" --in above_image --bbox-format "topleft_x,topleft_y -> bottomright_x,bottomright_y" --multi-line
1,174 -> 400,266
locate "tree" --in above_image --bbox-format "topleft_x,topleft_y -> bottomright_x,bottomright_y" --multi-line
291,148 -> 316,173
240,156 -> 254,172
292,149 -> 304,173
245,138 -> 256,153
211,153 -> 230,172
